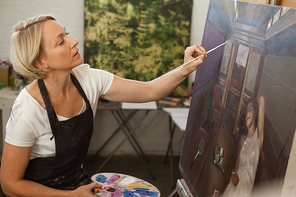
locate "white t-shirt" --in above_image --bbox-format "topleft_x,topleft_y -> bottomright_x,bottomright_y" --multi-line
5,64 -> 114,159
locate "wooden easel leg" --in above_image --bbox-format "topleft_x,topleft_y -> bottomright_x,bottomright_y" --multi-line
168,189 -> 178,197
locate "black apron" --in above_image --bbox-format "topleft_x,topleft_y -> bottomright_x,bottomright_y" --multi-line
24,74 -> 94,190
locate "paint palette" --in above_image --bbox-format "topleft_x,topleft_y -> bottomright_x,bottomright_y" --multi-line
91,172 -> 160,197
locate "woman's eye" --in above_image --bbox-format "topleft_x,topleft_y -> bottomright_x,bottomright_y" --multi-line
58,32 -> 69,45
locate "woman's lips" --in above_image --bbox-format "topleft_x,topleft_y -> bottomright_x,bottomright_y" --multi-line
73,50 -> 79,57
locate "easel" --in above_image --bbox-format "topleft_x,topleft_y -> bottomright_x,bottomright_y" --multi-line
169,179 -> 193,197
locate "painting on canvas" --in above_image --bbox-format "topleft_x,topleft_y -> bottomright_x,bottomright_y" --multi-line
179,0 -> 296,196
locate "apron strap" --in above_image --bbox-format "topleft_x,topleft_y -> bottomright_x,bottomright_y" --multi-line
38,79 -> 58,138
38,73 -> 93,140
70,73 -> 92,108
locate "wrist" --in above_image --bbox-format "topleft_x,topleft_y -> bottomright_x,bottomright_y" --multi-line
179,64 -> 192,78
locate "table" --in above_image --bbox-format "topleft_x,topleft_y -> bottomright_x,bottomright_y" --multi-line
91,100 -> 158,180
92,100 -> 189,181
162,108 -> 189,188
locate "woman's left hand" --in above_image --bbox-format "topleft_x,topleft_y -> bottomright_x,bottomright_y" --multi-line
70,182 -> 102,197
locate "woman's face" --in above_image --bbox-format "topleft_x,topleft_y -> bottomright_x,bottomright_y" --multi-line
246,102 -> 255,129
39,20 -> 83,70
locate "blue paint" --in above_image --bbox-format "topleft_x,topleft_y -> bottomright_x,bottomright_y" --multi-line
38,118 -> 45,128
95,174 -> 108,183
122,190 -> 137,197
134,188 -> 159,197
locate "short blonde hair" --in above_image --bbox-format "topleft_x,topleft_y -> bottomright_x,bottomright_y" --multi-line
9,14 -> 56,80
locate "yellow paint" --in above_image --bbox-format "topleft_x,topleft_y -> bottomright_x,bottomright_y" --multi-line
127,183 -> 153,188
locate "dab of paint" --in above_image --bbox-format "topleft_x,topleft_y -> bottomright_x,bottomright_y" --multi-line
116,176 -> 126,183
111,189 -> 122,197
122,189 -> 137,197
96,174 -> 108,183
134,188 -> 159,197
127,183 -> 152,189
95,188 -> 103,193
108,174 -> 121,184
120,176 -> 137,185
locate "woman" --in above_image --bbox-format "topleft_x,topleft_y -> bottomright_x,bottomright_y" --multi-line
223,96 -> 265,197
0,15 -> 206,196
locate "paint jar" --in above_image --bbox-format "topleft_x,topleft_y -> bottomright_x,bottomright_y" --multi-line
9,64 -> 20,90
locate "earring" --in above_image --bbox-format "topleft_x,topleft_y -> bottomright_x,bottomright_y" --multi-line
46,65 -> 48,69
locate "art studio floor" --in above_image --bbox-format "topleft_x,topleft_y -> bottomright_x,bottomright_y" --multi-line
84,154 -> 182,196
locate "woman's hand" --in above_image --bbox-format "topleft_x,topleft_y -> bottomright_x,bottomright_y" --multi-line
183,45 -> 207,74
71,182 -> 102,197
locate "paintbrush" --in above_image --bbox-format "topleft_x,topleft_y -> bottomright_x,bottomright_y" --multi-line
182,41 -> 227,67
164,41 -> 227,76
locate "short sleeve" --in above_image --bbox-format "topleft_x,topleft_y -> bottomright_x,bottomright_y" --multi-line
5,99 -> 36,147
72,64 -> 114,116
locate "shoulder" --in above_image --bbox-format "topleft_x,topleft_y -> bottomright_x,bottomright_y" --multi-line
73,63 -> 114,79
6,88 -> 47,147
72,63 -> 114,94
9,87 -> 46,127
25,80 -> 45,108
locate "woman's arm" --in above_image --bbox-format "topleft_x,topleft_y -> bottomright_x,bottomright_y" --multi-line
0,143 -> 100,197
101,45 -> 206,102
257,96 -> 265,151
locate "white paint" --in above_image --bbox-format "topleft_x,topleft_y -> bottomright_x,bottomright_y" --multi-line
120,176 -> 137,185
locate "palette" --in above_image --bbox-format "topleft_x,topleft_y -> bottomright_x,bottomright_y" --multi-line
91,173 -> 160,197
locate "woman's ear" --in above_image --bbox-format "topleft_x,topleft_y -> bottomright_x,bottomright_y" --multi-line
39,58 -> 48,69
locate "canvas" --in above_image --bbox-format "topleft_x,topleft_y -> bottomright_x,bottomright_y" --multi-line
179,0 -> 296,196
84,0 -> 193,97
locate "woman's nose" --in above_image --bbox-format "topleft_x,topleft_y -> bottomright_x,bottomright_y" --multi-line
70,38 -> 79,48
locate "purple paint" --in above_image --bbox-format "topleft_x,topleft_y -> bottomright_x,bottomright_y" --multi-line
108,174 -> 121,184
111,189 -> 123,197
9,102 -> 22,128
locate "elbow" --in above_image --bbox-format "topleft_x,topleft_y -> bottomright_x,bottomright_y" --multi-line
1,181 -> 18,197
0,171 -> 17,197
1,180 -> 10,197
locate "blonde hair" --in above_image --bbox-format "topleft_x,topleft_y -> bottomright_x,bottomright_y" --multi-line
9,14 -> 56,80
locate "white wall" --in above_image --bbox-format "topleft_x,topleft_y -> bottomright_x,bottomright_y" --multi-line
0,0 -> 84,61
188,0 -> 210,94
0,0 -> 210,156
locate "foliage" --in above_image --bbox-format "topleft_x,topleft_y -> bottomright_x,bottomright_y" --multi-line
84,0 -> 193,96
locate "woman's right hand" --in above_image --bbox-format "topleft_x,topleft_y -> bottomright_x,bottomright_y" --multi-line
71,182 -> 102,197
